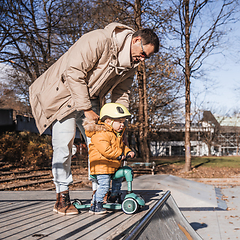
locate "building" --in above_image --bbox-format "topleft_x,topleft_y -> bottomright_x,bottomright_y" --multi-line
150,111 -> 240,157
0,109 -> 81,139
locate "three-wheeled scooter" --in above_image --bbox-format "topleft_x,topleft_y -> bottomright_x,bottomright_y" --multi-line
72,165 -> 145,214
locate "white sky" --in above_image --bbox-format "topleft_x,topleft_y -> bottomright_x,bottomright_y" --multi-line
192,20 -> 240,116
0,63 -> 10,84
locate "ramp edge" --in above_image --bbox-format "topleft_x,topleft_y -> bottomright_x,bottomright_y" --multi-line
123,190 -> 171,240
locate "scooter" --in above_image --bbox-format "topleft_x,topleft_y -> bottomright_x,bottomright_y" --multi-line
73,165 -> 145,214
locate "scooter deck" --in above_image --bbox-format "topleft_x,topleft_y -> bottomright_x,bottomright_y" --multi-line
73,202 -> 122,210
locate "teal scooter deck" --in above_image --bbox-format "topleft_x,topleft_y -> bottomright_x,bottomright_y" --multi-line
73,201 -> 122,210
73,192 -> 145,214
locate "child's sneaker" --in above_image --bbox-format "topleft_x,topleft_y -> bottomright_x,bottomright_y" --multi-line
89,202 -> 95,214
89,201 -> 107,215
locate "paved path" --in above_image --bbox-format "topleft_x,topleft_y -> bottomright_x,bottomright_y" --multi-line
184,186 -> 240,240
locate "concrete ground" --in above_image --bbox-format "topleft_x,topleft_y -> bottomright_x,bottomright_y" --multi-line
131,175 -> 240,240
183,186 -> 240,240
133,175 -> 240,240
0,174 -> 239,239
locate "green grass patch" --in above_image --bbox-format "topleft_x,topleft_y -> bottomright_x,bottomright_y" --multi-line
190,156 -> 240,168
147,156 -> 240,168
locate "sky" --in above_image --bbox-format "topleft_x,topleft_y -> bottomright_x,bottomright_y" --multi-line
1,4 -> 240,118
191,19 -> 240,116
0,63 -> 9,83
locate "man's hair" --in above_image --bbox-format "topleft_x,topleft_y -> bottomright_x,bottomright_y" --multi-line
133,29 -> 159,53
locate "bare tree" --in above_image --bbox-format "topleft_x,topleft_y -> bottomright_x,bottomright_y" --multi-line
1,0 -> 184,161
93,0 -> 183,161
170,0 -> 239,171
0,0 -> 94,104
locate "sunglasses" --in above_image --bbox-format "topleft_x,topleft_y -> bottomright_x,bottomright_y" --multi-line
140,39 -> 150,59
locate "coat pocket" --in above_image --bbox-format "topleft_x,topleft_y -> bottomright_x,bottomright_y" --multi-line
37,78 -> 71,119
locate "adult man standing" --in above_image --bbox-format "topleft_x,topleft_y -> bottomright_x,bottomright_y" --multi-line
29,22 -> 159,215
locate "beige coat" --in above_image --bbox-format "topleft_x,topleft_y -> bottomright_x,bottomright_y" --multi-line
29,23 -> 137,134
83,118 -> 131,175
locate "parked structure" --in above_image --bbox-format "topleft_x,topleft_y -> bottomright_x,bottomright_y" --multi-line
150,111 -> 240,157
0,108 -> 51,135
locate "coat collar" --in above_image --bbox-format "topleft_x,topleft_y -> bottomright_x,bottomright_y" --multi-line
83,118 -> 126,137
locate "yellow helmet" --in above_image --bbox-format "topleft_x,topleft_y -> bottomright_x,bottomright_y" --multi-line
100,103 -> 131,120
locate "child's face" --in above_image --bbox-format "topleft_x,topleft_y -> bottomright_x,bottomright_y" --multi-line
105,118 -> 126,132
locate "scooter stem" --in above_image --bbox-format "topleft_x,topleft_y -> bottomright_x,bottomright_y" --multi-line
127,181 -> 132,193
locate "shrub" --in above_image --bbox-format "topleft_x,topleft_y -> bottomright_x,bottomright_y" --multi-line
0,131 -> 52,169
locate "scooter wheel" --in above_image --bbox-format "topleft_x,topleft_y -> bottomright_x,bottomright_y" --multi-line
122,198 -> 138,214
72,199 -> 83,205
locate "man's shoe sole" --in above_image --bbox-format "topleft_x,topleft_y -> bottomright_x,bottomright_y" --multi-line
53,208 -> 79,215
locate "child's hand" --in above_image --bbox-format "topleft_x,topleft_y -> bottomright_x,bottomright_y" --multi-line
117,153 -> 126,161
126,151 -> 135,159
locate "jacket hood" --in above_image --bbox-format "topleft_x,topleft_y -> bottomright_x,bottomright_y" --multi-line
104,22 -> 135,51
83,117 -> 125,138
83,118 -> 107,138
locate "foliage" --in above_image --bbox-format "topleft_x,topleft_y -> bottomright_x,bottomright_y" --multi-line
0,131 -> 52,168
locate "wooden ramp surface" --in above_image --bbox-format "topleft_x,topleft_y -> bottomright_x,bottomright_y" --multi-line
0,190 -> 162,240
2,174 -> 222,240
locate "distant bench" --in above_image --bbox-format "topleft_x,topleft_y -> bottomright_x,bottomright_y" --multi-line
128,162 -> 156,175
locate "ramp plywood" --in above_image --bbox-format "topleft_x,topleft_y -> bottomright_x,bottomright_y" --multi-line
122,193 -> 203,240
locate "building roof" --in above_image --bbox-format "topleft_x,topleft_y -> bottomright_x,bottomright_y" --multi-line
215,115 -> 240,127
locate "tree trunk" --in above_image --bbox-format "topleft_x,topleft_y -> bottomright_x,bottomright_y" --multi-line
208,144 -> 211,156
183,0 -> 191,172
143,62 -> 150,162
137,61 -> 150,162
137,62 -> 146,161
134,0 -> 150,162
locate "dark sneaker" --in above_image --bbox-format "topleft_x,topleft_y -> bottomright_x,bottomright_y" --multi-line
108,194 -> 122,204
89,201 -> 107,215
89,203 -> 95,214
94,202 -> 107,215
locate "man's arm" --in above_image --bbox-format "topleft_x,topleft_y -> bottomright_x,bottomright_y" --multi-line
63,30 -> 110,112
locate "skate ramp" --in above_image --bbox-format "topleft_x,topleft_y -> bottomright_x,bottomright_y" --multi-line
123,191 -> 203,240
122,174 -> 226,209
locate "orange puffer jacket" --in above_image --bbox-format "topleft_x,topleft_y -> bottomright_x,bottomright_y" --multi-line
83,118 -> 131,175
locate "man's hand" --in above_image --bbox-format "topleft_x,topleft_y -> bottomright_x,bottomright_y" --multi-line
84,109 -> 99,122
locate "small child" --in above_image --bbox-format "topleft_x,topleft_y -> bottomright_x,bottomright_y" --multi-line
83,103 -> 135,214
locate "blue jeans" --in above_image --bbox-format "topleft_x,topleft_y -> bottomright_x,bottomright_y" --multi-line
92,175 -> 123,202
52,99 -> 100,193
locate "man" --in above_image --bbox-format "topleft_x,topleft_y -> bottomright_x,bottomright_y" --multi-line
29,22 -> 159,215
